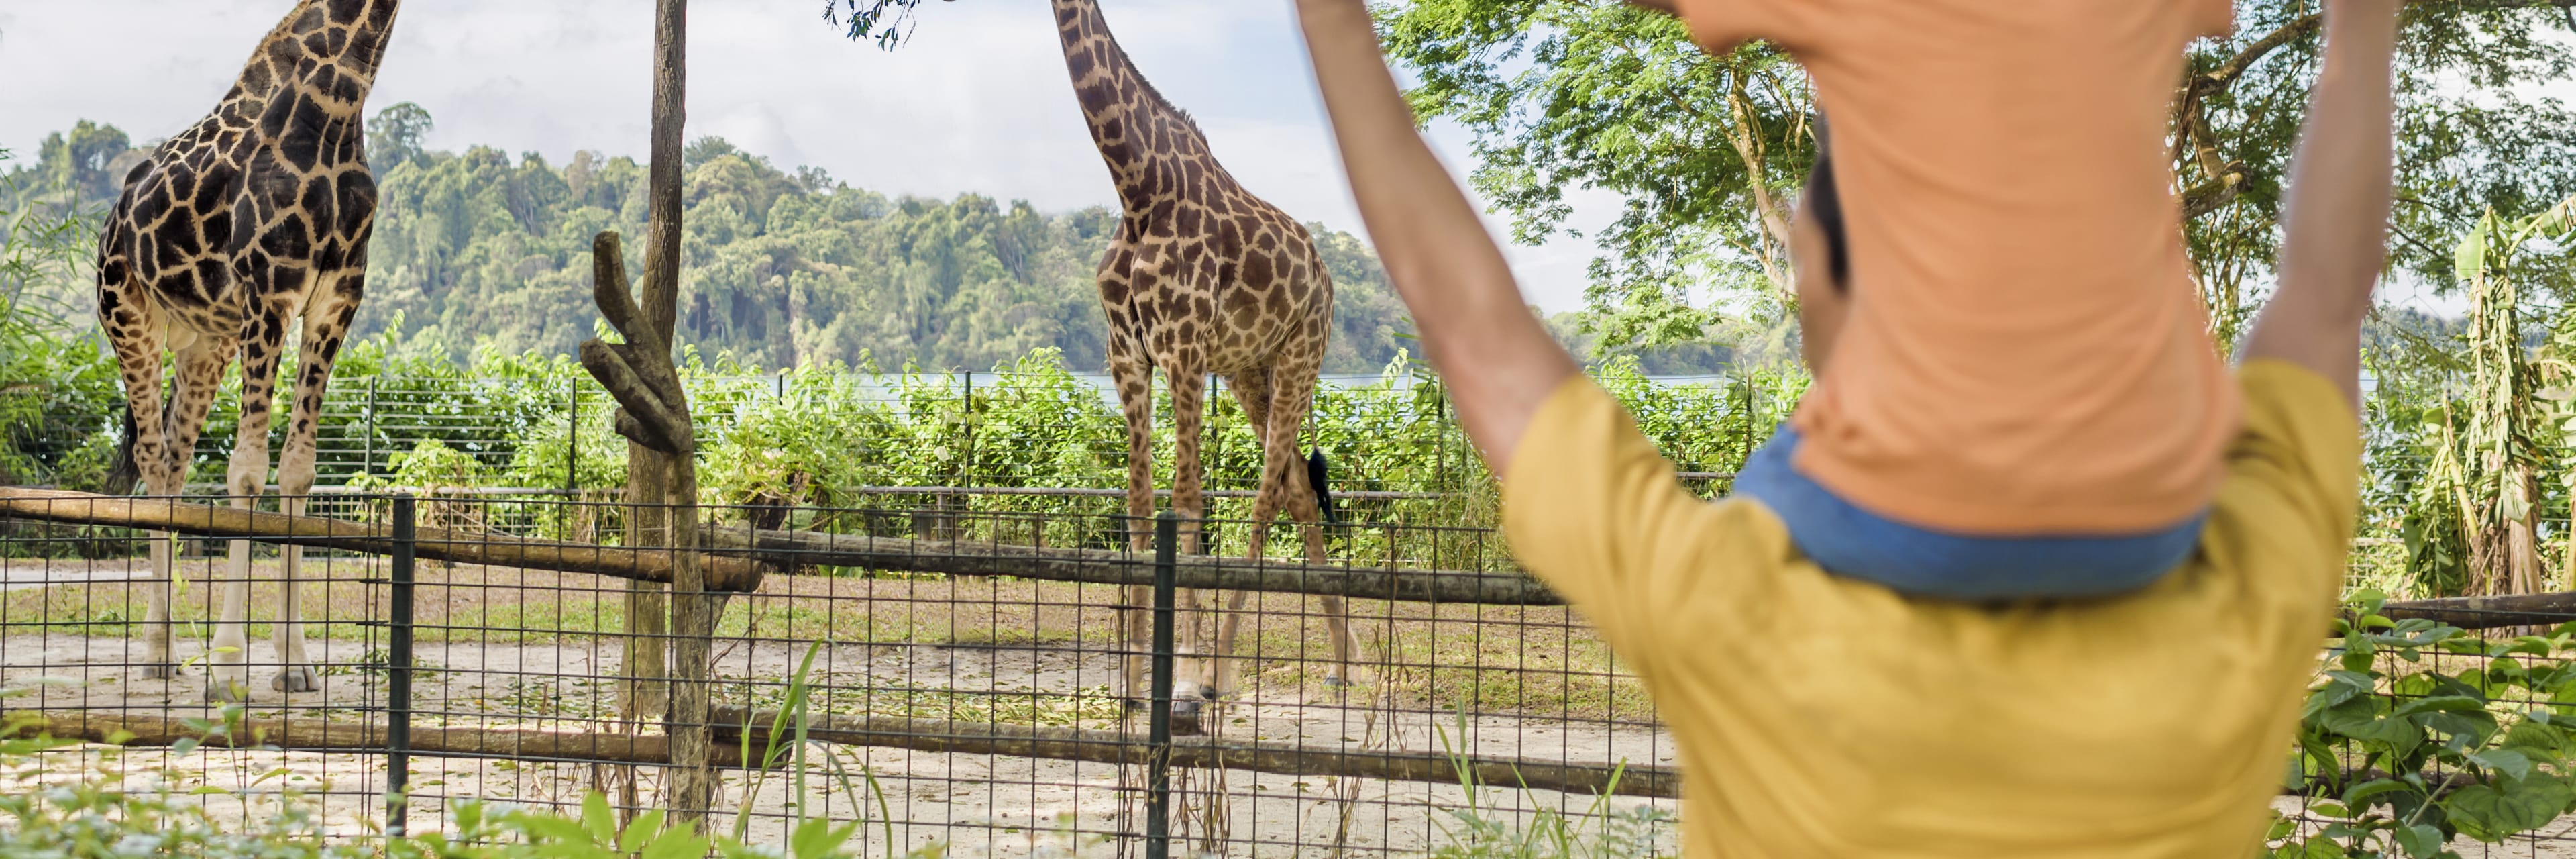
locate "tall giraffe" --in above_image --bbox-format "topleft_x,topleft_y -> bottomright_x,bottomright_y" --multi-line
1052,0 -> 1360,719
96,0 -> 401,702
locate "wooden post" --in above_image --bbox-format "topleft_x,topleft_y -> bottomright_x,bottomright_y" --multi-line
576,0 -> 717,829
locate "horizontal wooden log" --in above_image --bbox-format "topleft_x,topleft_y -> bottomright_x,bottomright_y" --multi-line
703,527 -> 1566,605
14,710 -> 753,768
709,706 -> 1673,799
2371,591 -> 2576,631
0,488 -> 763,592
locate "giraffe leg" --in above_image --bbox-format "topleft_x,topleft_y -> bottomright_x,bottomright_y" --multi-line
1108,341 -> 1157,713
1209,369 -> 1277,699
268,279 -> 362,694
1271,361 -> 1360,687
157,326 -> 243,676
106,307 -> 180,680
207,298 -> 298,703
1165,360 -> 1220,701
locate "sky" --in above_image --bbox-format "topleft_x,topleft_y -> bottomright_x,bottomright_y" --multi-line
0,0 -> 1614,311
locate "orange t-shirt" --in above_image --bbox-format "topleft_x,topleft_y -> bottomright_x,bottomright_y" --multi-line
1678,0 -> 2243,535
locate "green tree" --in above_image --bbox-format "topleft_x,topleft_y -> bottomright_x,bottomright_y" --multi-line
1377,0 -> 2576,355
368,101 -> 437,168
34,120 -> 134,203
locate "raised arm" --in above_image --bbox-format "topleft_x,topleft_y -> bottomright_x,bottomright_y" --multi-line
1293,0 -> 1579,477
2237,0 -> 2400,409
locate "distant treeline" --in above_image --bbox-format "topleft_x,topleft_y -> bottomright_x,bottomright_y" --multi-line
5,110 -> 1737,375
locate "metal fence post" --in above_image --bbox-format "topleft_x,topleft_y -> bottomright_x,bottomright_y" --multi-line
565,379 -> 580,495
1147,512 -> 1177,859
364,377 -> 379,479
387,493 -> 416,838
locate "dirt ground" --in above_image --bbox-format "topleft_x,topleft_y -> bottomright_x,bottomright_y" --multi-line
0,553 -> 1678,856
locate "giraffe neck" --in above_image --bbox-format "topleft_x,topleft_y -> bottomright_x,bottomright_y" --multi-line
217,0 -> 402,126
1051,0 -> 1205,214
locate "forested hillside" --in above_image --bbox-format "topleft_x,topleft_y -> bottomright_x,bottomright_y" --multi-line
6,110 -> 1733,374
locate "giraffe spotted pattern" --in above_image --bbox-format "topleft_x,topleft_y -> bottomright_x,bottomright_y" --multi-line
1053,0 -> 1360,729
95,0 -> 401,703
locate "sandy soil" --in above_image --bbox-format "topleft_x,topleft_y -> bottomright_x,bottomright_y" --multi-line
0,622 -> 1678,856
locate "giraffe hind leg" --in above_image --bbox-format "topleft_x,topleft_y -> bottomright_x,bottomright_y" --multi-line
1207,368 -> 1278,701
107,306 -> 181,680
1272,367 -> 1360,688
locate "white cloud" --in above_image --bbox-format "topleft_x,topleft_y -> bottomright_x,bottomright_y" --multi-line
0,0 -> 1609,310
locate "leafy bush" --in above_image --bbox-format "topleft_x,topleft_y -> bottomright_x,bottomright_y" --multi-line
0,727 -> 932,858
2273,593 -> 2576,856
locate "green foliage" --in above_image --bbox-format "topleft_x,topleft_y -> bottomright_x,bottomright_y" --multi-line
819,0 -> 938,50
2273,593 -> 2576,856
370,101 -> 437,170
2383,197 -> 2576,597
1379,1 -> 2576,356
1430,707 -> 1676,858
0,147 -> 119,489
1,111 -> 1474,377
1377,0 -> 1808,354
2187,2 -> 2576,325
0,722 -> 936,858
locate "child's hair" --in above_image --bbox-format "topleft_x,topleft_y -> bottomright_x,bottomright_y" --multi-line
1807,116 -> 1851,291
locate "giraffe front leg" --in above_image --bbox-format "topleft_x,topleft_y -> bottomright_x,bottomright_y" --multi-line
268,497 -> 317,694
266,290 -> 357,696
141,532 -> 178,680
1108,349 -> 1157,713
1211,369 -> 1278,701
1166,365 -> 1226,702
207,305 -> 291,704
207,445 -> 266,703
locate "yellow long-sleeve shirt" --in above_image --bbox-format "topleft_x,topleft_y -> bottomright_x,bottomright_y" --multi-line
1501,360 -> 2357,857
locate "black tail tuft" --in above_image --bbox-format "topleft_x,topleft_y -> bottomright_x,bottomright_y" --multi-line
1305,450 -> 1341,532
101,403 -> 140,497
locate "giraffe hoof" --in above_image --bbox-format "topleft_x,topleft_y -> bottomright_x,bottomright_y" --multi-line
272,666 -> 319,693
1320,675 -> 1355,689
138,663 -> 180,681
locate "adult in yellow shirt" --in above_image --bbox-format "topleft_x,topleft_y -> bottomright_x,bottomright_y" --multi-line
1292,0 -> 2398,856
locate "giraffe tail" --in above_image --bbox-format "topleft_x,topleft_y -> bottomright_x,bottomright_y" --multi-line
102,403 -> 140,497
1305,450 -> 1344,536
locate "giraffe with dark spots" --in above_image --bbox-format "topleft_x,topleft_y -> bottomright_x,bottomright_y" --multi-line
95,0 -> 400,703
1053,0 -> 1360,725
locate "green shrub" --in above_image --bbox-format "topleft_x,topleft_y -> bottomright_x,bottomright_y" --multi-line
2272,592 -> 2576,856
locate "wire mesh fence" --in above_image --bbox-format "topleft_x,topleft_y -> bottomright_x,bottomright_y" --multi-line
0,491 -> 1682,856
7,368 -> 1784,511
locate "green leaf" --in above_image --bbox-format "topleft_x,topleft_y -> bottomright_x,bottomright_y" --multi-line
621,807 -> 669,852
2469,748 -> 2533,781
790,818 -> 857,859
582,791 -> 618,845
2445,776 -> 2574,842
2392,822 -> 2447,858
2342,778 -> 2414,808
641,824 -> 712,859
2457,220 -> 2490,281
2394,696 -> 2487,717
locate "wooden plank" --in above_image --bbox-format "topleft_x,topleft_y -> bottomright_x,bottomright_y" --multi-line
14,711 -> 752,768
710,706 -> 1674,799
0,488 -> 763,592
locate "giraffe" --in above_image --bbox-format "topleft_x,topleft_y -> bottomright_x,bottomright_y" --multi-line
1052,0 -> 1360,725
95,0 -> 402,702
